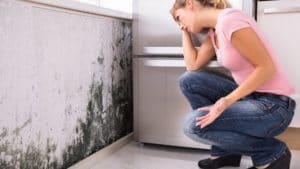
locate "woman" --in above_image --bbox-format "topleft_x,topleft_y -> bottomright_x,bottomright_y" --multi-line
170,0 -> 296,169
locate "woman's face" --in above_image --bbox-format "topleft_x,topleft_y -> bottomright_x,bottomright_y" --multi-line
174,4 -> 204,33
175,8 -> 191,32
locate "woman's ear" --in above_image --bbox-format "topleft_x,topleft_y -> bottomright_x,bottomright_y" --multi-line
185,0 -> 194,9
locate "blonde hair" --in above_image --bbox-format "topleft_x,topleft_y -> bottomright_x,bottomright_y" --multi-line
170,0 -> 231,20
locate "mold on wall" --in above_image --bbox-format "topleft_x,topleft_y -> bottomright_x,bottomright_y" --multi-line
0,0 -> 132,168
62,24 -> 133,166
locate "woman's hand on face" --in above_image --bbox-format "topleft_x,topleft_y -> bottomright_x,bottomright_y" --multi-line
195,97 -> 229,128
179,24 -> 188,32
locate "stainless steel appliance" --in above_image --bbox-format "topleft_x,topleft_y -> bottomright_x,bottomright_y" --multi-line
133,0 -> 256,148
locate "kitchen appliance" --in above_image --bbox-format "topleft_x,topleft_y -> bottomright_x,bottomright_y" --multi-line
133,0 -> 256,148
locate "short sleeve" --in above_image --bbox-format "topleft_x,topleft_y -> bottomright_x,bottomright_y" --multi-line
220,13 -> 251,41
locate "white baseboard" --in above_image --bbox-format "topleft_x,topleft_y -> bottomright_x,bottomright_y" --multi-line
68,132 -> 133,169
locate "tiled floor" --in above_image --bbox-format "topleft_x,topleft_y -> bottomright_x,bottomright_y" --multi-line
91,141 -> 300,169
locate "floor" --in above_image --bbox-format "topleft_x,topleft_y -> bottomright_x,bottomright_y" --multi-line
91,141 -> 300,169
277,127 -> 300,150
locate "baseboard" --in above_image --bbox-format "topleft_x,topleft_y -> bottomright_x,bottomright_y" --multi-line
68,132 -> 133,169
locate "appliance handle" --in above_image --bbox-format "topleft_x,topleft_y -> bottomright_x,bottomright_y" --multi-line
143,59 -> 221,68
263,7 -> 300,14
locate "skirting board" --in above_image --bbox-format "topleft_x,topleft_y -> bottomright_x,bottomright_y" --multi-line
68,132 -> 133,169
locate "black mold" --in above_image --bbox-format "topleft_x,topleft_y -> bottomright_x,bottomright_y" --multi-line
61,21 -> 133,168
97,57 -> 104,64
12,118 -> 32,136
0,136 -> 58,169
0,128 -> 8,139
0,20 -> 133,169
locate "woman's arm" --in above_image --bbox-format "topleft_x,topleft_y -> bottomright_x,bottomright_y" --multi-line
224,27 -> 277,106
182,29 -> 215,71
196,27 -> 277,128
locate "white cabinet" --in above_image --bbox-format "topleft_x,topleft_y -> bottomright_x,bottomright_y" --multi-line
257,0 -> 300,127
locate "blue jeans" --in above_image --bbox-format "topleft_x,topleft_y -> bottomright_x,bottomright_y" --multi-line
179,70 -> 296,166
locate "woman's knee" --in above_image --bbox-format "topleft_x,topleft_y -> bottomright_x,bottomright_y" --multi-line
179,71 -> 193,90
182,110 -> 207,135
178,71 -> 206,91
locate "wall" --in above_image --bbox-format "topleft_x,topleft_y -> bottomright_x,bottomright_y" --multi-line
0,0 -> 133,168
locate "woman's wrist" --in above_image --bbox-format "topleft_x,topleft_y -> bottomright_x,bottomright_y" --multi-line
216,97 -> 229,110
223,95 -> 238,107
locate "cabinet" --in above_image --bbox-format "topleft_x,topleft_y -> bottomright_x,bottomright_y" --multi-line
257,0 -> 300,127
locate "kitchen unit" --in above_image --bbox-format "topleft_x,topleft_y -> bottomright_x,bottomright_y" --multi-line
257,0 -> 300,127
132,0 -> 257,149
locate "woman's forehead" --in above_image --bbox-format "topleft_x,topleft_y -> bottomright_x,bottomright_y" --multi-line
175,8 -> 184,15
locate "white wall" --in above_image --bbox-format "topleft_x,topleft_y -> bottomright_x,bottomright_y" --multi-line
0,0 -> 133,168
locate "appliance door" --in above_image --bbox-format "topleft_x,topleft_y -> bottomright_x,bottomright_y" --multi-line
257,0 -> 300,127
228,0 -> 256,18
133,57 -> 210,149
132,0 -> 256,56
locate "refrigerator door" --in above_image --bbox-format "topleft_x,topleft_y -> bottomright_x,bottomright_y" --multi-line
227,0 -> 256,18
228,0 -> 243,9
133,0 -> 181,55
133,0 -> 256,55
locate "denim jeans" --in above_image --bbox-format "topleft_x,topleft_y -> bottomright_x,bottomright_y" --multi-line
179,70 -> 296,166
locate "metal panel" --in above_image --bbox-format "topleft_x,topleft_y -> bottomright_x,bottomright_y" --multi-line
133,57 -> 210,149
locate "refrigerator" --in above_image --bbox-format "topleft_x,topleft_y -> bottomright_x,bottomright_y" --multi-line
132,0 -> 256,148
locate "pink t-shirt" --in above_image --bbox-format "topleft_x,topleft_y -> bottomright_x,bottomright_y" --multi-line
209,8 -> 295,96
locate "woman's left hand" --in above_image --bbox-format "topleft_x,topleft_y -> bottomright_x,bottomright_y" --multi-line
195,97 -> 230,128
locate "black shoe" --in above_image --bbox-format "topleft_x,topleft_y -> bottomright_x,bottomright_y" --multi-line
198,154 -> 242,169
247,148 -> 291,169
